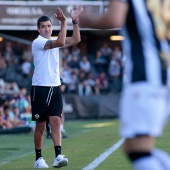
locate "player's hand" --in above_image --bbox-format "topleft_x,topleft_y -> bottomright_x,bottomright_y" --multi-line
70,5 -> 84,21
55,7 -> 66,22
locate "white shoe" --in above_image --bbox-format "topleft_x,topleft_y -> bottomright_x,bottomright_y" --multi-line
52,154 -> 68,168
34,157 -> 49,168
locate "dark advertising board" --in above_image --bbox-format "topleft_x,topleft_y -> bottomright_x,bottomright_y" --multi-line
0,1 -> 103,30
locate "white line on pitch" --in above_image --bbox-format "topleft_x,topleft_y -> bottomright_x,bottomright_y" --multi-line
82,138 -> 125,170
0,151 -> 33,166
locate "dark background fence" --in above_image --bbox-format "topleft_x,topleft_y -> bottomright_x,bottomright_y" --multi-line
64,94 -> 120,120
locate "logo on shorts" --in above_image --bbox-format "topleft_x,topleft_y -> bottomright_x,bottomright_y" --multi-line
35,114 -> 40,119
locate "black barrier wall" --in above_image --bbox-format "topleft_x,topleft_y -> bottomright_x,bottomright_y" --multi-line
63,94 -> 120,120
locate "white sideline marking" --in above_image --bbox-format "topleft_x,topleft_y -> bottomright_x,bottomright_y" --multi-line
82,138 -> 125,170
0,151 -> 34,166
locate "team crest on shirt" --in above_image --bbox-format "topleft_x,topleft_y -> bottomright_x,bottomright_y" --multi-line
35,114 -> 40,119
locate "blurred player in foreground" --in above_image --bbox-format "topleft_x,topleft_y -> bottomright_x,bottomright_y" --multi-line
79,0 -> 170,169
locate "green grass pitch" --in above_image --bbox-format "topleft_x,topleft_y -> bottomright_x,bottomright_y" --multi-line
0,119 -> 170,170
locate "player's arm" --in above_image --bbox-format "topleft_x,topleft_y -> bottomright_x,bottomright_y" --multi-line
44,7 -> 67,50
79,0 -> 128,29
61,5 -> 83,48
62,23 -> 81,48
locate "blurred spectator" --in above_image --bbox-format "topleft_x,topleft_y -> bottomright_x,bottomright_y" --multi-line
22,45 -> 32,61
12,105 -> 25,126
12,42 -> 24,64
113,46 -> 122,61
79,55 -> 91,74
21,58 -> 32,77
0,106 -> 8,129
100,42 -> 112,58
19,95 -> 33,127
96,72 -> 109,94
2,41 -> 13,64
78,71 -> 91,96
0,54 -> 7,79
8,53 -> 19,66
109,54 -> 122,93
0,79 -> 6,94
60,61 -> 72,92
4,81 -> 20,95
14,87 -> 29,113
71,44 -> 81,59
94,50 -> 107,73
86,72 -> 99,95
60,47 -> 72,62
2,41 -> 19,66
12,105 -> 20,119
0,54 -> 7,70
3,105 -> 24,129
67,71 -> 78,94
99,42 -> 112,71
68,55 -> 80,75
3,105 -> 15,129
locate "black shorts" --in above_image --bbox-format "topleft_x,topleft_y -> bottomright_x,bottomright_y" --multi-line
30,86 -> 63,121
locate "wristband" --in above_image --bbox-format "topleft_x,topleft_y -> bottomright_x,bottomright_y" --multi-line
72,19 -> 78,25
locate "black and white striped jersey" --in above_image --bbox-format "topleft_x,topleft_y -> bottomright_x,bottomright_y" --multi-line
121,0 -> 170,86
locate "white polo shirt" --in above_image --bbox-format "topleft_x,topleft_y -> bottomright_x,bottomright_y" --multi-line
31,35 -> 61,86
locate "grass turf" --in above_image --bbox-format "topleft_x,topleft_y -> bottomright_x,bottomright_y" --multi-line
0,119 -> 169,170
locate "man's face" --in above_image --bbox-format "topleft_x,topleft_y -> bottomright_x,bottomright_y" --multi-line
38,20 -> 52,39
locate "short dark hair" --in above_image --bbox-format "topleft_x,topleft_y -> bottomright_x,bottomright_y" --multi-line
37,16 -> 51,28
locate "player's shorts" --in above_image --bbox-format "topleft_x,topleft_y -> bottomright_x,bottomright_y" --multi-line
30,86 -> 63,122
119,82 -> 170,138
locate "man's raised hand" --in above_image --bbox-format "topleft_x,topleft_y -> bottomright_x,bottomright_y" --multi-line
70,5 -> 84,21
55,7 -> 66,22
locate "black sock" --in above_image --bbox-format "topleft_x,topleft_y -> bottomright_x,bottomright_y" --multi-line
35,149 -> 42,160
54,146 -> 61,157
128,152 -> 151,162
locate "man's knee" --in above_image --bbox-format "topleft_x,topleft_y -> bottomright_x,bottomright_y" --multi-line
122,136 -> 154,162
36,121 -> 46,133
123,136 -> 154,153
49,116 -> 60,129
